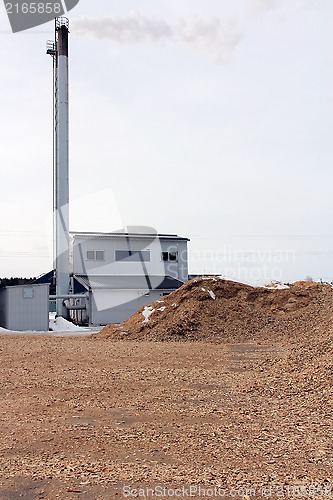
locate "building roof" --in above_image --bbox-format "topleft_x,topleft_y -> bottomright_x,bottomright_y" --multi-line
70,231 -> 189,241
74,274 -> 184,291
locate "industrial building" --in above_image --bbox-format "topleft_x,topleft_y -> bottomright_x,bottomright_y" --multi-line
1,18 -> 189,331
68,231 -> 189,325
35,230 -> 189,326
0,18 -> 191,333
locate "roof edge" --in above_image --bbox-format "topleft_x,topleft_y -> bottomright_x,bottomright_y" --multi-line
70,231 -> 189,241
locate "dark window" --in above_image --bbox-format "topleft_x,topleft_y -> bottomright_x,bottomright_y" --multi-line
161,251 -> 178,262
115,250 -> 150,262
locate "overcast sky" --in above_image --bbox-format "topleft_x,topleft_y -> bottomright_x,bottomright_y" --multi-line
0,0 -> 332,283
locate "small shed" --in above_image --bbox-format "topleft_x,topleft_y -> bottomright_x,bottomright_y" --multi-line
0,284 -> 49,331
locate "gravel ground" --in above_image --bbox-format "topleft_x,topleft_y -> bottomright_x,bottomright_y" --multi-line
0,330 -> 332,499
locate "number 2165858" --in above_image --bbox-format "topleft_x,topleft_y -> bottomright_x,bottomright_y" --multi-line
5,3 -> 62,14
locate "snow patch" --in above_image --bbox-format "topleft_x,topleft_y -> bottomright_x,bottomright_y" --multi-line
0,327 -> 20,333
142,306 -> 155,323
157,306 -> 166,312
0,315 -> 99,337
263,281 -> 290,290
49,317 -> 83,332
201,287 -> 216,299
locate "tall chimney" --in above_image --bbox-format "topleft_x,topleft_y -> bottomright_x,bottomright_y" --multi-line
47,18 -> 70,318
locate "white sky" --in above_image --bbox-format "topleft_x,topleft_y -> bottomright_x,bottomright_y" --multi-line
0,0 -> 332,284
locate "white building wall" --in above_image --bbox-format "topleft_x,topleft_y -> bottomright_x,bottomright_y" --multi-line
90,288 -> 165,325
71,234 -> 188,282
160,239 -> 188,282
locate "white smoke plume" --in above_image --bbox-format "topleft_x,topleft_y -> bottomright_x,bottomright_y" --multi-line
248,0 -> 281,13
72,12 -> 243,64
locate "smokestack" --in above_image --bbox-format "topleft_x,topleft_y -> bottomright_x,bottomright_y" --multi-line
47,18 -> 70,318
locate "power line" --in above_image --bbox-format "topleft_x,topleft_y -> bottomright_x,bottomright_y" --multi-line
188,235 -> 333,239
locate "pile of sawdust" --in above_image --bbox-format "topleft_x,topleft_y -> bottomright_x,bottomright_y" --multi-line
98,277 -> 333,343
261,293 -> 333,395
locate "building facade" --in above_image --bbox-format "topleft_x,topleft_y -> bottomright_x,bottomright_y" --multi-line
69,231 -> 189,325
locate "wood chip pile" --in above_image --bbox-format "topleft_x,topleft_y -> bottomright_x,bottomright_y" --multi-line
99,278 -> 333,344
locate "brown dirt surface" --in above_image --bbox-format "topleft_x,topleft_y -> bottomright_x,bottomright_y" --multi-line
99,277 -> 333,344
1,279 -> 332,499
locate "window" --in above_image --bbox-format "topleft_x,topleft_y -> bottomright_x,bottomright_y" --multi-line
86,250 -> 104,261
115,250 -> 150,262
161,251 -> 178,262
169,252 -> 178,261
86,251 -> 95,261
95,251 -> 104,261
161,252 -> 168,261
